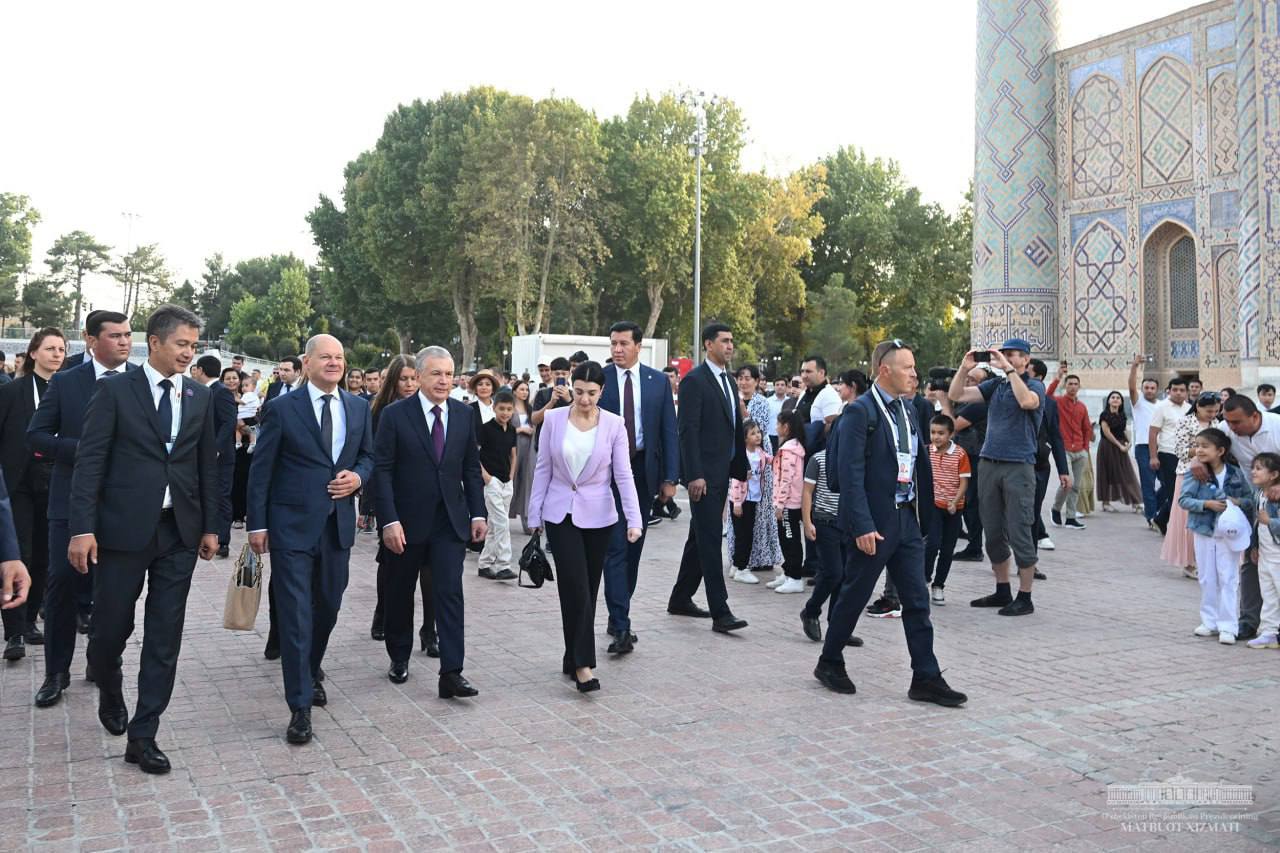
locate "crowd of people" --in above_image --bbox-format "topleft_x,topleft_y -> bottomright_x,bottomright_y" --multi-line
3,307 -> 1280,778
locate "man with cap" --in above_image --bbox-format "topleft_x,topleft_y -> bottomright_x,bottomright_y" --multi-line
947,338 -> 1046,616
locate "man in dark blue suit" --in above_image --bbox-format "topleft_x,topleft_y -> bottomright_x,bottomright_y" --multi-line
815,339 -> 966,707
599,321 -> 678,654
263,355 -> 301,403
248,334 -> 374,745
191,355 -> 237,558
0,471 -> 31,610
27,310 -> 134,708
667,323 -> 749,634
375,346 -> 486,695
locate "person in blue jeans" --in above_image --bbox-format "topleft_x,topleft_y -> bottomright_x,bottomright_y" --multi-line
799,449 -> 860,647
1128,355 -> 1160,525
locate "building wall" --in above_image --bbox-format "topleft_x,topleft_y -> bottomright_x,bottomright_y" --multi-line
1055,0 -> 1239,389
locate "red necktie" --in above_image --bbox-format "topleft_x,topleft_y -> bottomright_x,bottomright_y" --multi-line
623,369 -> 636,455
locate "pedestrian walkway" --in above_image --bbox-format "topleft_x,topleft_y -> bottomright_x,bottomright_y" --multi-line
3,507 -> 1277,850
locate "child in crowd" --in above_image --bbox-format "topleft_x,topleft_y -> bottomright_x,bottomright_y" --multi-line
769,410 -> 807,594
800,447 -> 860,645
1246,452 -> 1280,649
925,414 -> 970,605
1179,427 -> 1252,644
1258,384 -> 1277,412
477,390 -> 518,580
728,419 -> 782,584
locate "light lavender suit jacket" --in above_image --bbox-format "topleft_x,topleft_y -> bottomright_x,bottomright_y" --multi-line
527,407 -> 644,531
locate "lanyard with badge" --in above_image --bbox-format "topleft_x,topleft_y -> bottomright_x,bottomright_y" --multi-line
871,388 -> 914,486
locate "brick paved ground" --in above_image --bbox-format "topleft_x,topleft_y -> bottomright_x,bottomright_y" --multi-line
3,501 -> 1278,851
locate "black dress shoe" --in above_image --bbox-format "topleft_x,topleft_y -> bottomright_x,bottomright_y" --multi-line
3,635 -> 24,661
124,738 -> 171,774
419,628 -> 433,652
951,550 -> 984,562
263,639 -> 280,660
574,676 -> 600,693
371,617 -> 385,642
388,661 -> 409,684
667,600 -> 711,618
667,504 -> 682,520
908,675 -> 968,707
801,612 -> 822,642
24,625 -> 43,645
439,672 -> 478,699
311,679 -> 327,707
34,672 -> 70,707
607,632 -> 634,655
76,612 -> 91,635
492,568 -> 517,581
286,709 -> 312,744
317,667 -> 325,682
814,661 -> 856,694
216,545 -> 230,559
997,598 -> 1034,616
425,639 -> 440,658
711,614 -> 748,633
846,635 -> 864,648
98,688 -> 129,736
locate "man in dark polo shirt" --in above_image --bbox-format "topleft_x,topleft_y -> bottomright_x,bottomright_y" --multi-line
947,338 -> 1046,616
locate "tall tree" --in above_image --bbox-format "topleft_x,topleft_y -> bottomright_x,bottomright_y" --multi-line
112,243 -> 172,319
20,276 -> 72,328
47,230 -> 111,330
226,263 -> 312,356
0,194 -> 40,329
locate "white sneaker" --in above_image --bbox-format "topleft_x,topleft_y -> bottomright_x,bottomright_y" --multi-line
774,577 -> 806,594
766,574 -> 787,589
731,569 -> 759,584
1037,536 -> 1056,551
1193,624 -> 1217,637
930,586 -> 945,605
1219,632 -> 1237,645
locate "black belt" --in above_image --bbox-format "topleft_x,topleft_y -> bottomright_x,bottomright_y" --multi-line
159,507 -> 176,517
895,500 -> 915,510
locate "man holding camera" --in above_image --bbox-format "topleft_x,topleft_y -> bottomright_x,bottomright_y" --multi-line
947,339 -> 1046,616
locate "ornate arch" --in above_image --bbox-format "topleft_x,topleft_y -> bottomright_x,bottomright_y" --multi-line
1139,56 -> 1194,186
1142,221 -> 1199,370
1071,74 -> 1125,199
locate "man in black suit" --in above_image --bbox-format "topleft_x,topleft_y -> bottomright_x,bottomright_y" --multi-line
248,334 -> 374,745
667,323 -> 749,634
0,472 -> 31,612
599,321 -> 678,654
814,340 -> 966,707
27,310 -> 134,708
263,355 -> 301,403
69,304 -> 220,774
190,355 -> 237,558
375,345 -> 486,695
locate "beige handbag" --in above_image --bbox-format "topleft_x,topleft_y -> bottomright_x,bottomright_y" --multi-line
223,543 -> 265,630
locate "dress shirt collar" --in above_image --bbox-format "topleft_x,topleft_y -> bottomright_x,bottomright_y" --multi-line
419,391 -> 448,417
873,382 -> 900,405
307,382 -> 339,405
141,359 -> 181,389
616,361 -> 640,381
91,355 -> 125,380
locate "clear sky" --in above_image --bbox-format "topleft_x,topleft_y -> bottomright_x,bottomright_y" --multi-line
2,0 -> 1195,317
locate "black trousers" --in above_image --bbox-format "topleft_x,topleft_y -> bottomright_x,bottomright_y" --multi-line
779,508 -> 804,578
231,443 -> 251,523
374,547 -> 433,640
802,517 -> 846,619
820,504 -> 940,679
87,512 -> 196,739
1032,465 -> 1050,543
670,482 -> 731,619
1,477 -> 48,639
271,515 -> 350,711
42,518 -> 87,677
547,518 -> 612,670
730,500 -> 758,569
384,512 -> 465,673
925,508 -> 963,588
217,458 -> 234,547
960,456 -> 983,553
1154,451 -> 1179,530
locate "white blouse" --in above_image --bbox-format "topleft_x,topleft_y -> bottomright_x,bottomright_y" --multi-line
563,424 -> 598,481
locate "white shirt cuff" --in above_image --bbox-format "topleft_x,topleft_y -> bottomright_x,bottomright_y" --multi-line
248,529 -> 267,534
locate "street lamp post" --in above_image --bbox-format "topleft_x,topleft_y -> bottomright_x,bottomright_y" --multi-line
681,91 -> 714,360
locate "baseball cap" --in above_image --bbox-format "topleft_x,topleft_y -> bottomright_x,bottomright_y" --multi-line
1215,502 -> 1251,552
1000,338 -> 1032,354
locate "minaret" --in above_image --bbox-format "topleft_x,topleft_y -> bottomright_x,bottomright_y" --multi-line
1234,0 -> 1260,371
972,0 -> 1061,355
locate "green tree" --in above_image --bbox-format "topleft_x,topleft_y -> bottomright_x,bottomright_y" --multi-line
226,263 -> 311,356
0,194 -> 39,328
804,276 -> 870,371
20,276 -> 72,328
47,230 -> 112,330
112,244 -> 173,319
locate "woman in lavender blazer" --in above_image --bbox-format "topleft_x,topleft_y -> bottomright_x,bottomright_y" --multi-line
528,362 -> 644,693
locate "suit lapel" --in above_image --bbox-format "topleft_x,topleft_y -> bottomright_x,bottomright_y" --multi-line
702,364 -> 733,426
130,368 -> 168,449
570,416 -> 611,486
174,377 -> 202,444
407,397 -> 438,462
336,391 -> 360,467
290,387 -> 328,461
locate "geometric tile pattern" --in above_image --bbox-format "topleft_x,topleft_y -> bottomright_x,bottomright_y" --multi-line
1140,56 -> 1194,186
1236,0 -> 1262,360
1255,1 -> 1280,363
1072,74 -> 1126,198
1214,244 -> 1240,352
1140,198 -> 1197,240
1210,190 -> 1240,228
1210,66 -> 1239,175
974,0 -> 1060,354
1169,234 -> 1199,329
1071,220 -> 1129,352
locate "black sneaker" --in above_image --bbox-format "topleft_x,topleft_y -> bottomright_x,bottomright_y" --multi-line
478,567 -> 497,580
998,598 -> 1034,616
908,675 -> 967,707
1064,519 -> 1086,530
1033,569 -> 1047,580
866,597 -> 902,618
814,661 -> 856,694
1050,510 -> 1063,527
970,592 -> 1012,608
952,550 -> 984,562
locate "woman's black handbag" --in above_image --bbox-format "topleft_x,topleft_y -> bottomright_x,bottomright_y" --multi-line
518,534 -> 554,588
